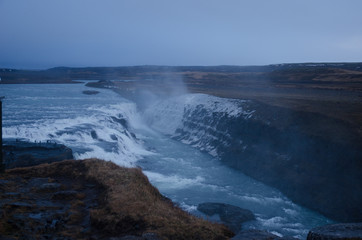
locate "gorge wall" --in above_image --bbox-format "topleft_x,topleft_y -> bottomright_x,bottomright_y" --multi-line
144,93 -> 362,223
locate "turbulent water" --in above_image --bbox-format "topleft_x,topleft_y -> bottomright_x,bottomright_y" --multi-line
0,83 -> 332,239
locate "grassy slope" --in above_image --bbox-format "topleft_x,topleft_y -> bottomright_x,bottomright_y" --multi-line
1,159 -> 233,239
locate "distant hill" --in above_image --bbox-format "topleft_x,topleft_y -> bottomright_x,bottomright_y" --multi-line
1,62 -> 362,84
1,62 -> 362,139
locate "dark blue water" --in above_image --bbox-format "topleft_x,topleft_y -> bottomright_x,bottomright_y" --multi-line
0,83 -> 332,239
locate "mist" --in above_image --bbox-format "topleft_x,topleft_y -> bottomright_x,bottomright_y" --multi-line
129,71 -> 189,111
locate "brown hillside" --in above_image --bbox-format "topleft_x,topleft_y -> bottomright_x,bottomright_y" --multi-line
0,159 -> 233,240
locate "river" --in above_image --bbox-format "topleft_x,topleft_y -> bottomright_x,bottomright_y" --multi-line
0,83 -> 332,239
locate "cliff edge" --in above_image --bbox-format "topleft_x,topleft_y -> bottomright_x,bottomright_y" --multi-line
0,159 -> 233,240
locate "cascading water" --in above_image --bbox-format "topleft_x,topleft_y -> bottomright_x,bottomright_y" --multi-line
0,83 -> 332,239
1,84 -> 153,166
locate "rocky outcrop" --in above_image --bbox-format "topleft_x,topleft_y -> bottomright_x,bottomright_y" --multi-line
0,163 -> 100,239
232,229 -> 299,240
307,223 -> 362,240
3,140 -> 73,169
85,79 -> 115,89
0,159 -> 233,239
197,202 -> 255,233
82,90 -> 100,95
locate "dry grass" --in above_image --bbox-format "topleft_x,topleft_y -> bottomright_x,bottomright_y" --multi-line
83,159 -> 233,239
6,159 -> 233,239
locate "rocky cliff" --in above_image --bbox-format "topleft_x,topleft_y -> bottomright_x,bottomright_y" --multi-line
144,94 -> 362,223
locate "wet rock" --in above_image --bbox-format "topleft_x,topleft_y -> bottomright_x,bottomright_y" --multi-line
38,183 -> 62,192
91,130 -> 98,139
82,90 -> 100,95
111,116 -> 128,129
34,199 -> 63,209
0,179 -> 10,185
51,190 -> 78,200
232,229 -> 298,240
307,222 -> 362,240
5,201 -> 33,209
110,134 -> 118,141
4,192 -> 21,198
28,213 -> 43,220
111,233 -> 160,240
85,80 -> 114,88
3,140 -> 73,169
197,202 -> 255,233
49,219 -> 59,230
116,236 -> 143,240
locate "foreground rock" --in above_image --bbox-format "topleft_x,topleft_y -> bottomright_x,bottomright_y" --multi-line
307,223 -> 362,240
0,159 -> 233,239
82,90 -> 100,95
197,202 -> 255,233
232,229 -> 298,240
3,140 -> 73,169
0,170 -> 99,238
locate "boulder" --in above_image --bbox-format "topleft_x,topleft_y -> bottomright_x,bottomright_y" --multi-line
82,90 -> 100,95
197,202 -> 255,233
307,222 -> 362,240
51,190 -> 78,200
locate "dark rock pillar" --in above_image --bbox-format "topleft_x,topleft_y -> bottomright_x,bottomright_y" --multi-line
0,96 -> 4,172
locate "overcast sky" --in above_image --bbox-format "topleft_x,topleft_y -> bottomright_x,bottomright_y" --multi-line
1,0 -> 362,69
